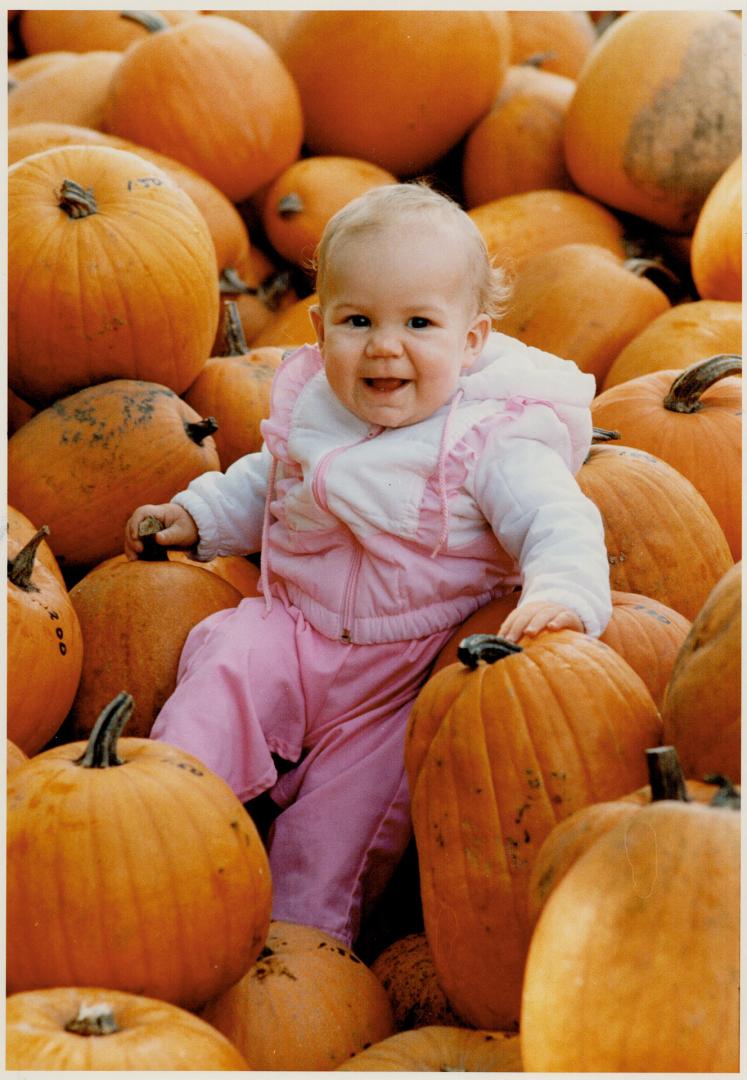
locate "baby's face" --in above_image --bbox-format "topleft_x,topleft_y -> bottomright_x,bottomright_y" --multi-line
310,222 -> 491,428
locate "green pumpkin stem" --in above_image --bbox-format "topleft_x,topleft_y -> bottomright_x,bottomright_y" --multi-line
220,300 -> 249,357
646,746 -> 690,802
74,692 -> 133,768
120,10 -> 170,33
663,354 -> 742,415
185,416 -> 219,445
59,179 -> 98,219
136,515 -> 169,561
65,1002 -> 119,1036
7,525 -> 50,592
277,191 -> 304,217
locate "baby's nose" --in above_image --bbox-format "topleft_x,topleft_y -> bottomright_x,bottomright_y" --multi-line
365,328 -> 402,356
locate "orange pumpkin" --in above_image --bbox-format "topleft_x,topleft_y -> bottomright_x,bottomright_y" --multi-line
103,15 -> 304,203
7,526 -> 84,756
8,145 -> 219,406
8,50 -> 122,129
280,11 -> 512,176
563,10 -> 742,231
8,50 -> 80,83
252,293 -> 319,349
521,749 -> 740,1072
601,299 -> 742,388
216,246 -> 298,350
339,1026 -> 523,1072
462,64 -> 576,208
662,561 -> 741,783
18,9 -> 196,53
6,986 -> 249,1071
690,153 -> 742,301
7,692 -> 273,1009
7,739 -> 29,774
592,355 -> 742,559
8,505 -> 66,587
577,442 -> 733,620
468,189 -> 626,278
507,9 -> 597,78
261,155 -> 397,269
201,920 -> 396,1070
165,551 -> 260,599
7,121 -> 251,275
494,243 -> 671,386
202,9 -> 300,54
184,301 -> 283,469
8,380 -> 221,570
370,933 -> 463,1031
406,629 -> 662,1030
7,387 -> 36,436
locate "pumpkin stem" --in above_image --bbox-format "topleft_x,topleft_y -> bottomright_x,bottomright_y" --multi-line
220,266 -> 255,295
704,774 -> 741,810
184,416 -> 218,445
258,270 -> 293,311
277,191 -> 304,217
65,1002 -> 119,1036
58,179 -> 98,219
120,10 -> 170,33
220,300 -> 249,357
662,354 -> 742,415
457,633 -> 523,669
622,256 -> 680,285
591,427 -> 621,443
7,525 -> 49,592
523,50 -> 557,68
74,692 -> 133,769
646,746 -> 690,802
136,515 -> 169,561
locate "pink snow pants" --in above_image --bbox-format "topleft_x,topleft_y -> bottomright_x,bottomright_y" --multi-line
150,593 -> 452,947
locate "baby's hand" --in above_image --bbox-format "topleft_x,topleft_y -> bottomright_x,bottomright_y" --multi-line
124,503 -> 199,560
499,601 -> 584,643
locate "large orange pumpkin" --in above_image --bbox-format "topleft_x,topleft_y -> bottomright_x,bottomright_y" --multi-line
601,298 -> 742,388
201,920 -> 396,1070
690,153 -> 742,302
7,379 -> 221,570
339,1026 -> 523,1072
6,986 -> 249,1071
7,692 -> 272,1010
280,11 -> 512,176
405,629 -> 662,1030
661,561 -> 741,784
7,526 -> 84,756
592,355 -> 742,558
8,145 -> 219,406
493,243 -> 671,386
563,10 -> 742,231
102,15 -> 304,203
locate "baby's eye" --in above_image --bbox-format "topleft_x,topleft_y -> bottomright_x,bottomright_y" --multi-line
347,314 -> 370,327
408,316 -> 431,329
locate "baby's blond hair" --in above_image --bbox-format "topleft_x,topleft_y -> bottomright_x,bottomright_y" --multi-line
312,182 -> 510,319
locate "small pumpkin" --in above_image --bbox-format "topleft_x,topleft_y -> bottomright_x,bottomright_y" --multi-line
8,50 -> 122,130
201,920 -> 396,1070
6,986 -> 249,1071
338,1026 -> 523,1072
7,692 -> 273,1009
18,9 -> 195,53
507,9 -> 598,78
661,561 -> 741,783
370,933 -> 463,1031
690,153 -> 742,302
252,293 -> 319,349
592,355 -> 742,558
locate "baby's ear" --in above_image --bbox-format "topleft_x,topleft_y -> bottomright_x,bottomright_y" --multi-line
463,313 -> 492,368
308,304 -> 324,345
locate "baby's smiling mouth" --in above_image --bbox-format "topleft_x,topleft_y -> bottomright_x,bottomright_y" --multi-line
364,377 -> 409,392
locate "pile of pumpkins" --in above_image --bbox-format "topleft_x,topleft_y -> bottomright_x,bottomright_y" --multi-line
6,8 -> 741,1071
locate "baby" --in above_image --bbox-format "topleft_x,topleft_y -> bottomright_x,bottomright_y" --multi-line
124,182 -> 611,949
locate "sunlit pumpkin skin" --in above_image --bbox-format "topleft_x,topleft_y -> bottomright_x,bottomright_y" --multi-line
468,189 -> 626,277
18,9 -> 196,53
8,505 -> 66,587
520,775 -> 740,1071
6,986 -> 249,1071
280,11 -> 512,176
370,933 -> 463,1031
103,16 -> 304,203
494,243 -> 671,386
601,299 -> 742,389
462,65 -> 576,208
7,693 -> 272,1010
7,121 -> 251,274
432,588 -> 690,710
8,146 -> 219,406
577,443 -> 733,620
8,50 -> 122,130
405,629 -> 662,1030
252,293 -> 319,349
8,50 -> 81,84
564,10 -> 743,232
261,155 -> 398,269
592,356 -> 742,559
201,920 -> 396,1070
185,302 -> 283,469
7,380 -> 221,570
662,561 -> 741,784
7,527 -> 84,756
507,9 -> 597,79
7,739 -> 29,774
338,1026 -> 523,1072
691,154 -> 742,302
64,554 -> 243,741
